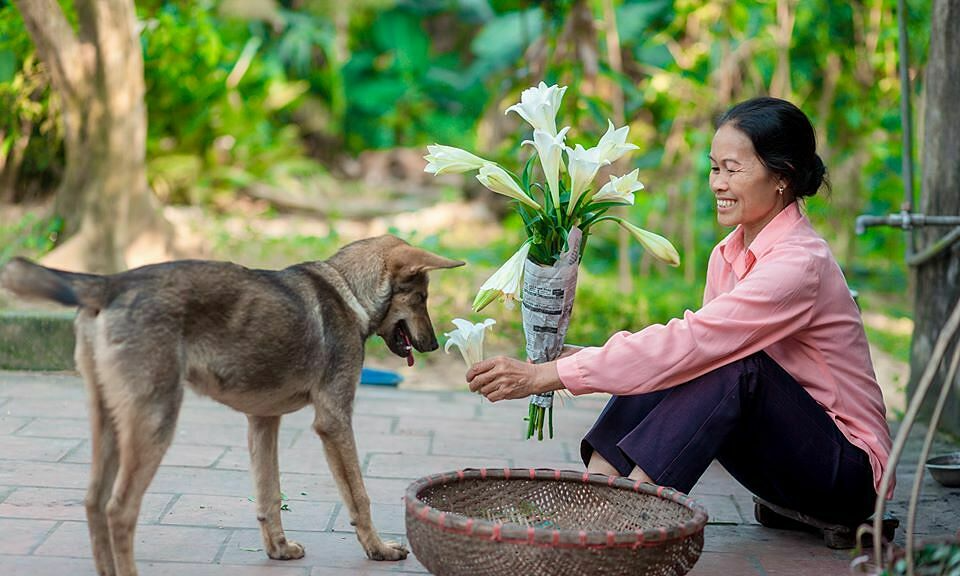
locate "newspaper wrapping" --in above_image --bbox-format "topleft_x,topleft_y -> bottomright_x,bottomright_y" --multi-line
521,227 -> 581,437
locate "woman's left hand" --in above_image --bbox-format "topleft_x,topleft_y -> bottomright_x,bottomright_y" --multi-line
466,356 -> 564,402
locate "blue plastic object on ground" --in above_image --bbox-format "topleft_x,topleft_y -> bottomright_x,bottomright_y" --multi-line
360,367 -> 403,387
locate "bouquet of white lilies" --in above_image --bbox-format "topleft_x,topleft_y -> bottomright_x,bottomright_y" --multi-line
426,82 -> 680,440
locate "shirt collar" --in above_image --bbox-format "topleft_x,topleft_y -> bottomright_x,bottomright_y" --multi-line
718,202 -> 804,273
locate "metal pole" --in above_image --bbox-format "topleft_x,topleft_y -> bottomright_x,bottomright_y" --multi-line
897,0 -> 916,256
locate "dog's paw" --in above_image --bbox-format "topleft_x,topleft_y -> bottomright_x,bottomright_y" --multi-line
268,539 -> 305,560
368,540 -> 409,561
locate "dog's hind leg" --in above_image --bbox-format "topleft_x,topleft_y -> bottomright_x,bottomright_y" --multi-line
311,397 -> 409,561
100,367 -> 183,576
247,415 -> 305,560
76,315 -> 120,576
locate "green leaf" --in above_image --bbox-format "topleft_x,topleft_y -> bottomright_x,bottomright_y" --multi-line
470,8 -> 544,72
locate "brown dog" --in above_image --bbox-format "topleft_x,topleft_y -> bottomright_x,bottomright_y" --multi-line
0,235 -> 464,575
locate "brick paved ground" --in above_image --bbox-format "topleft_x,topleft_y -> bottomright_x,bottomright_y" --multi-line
0,370 -> 957,575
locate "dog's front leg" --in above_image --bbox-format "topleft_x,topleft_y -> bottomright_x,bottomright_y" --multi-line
312,407 -> 409,561
247,415 -> 305,560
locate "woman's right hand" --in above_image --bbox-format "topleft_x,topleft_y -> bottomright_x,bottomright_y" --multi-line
558,344 -> 584,359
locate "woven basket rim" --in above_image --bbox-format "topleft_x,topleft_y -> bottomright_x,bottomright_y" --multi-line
405,467 -> 709,549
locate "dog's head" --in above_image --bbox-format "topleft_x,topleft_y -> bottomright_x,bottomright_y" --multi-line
378,240 -> 464,366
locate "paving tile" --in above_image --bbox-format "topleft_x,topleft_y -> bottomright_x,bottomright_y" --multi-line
366,453 -> 510,479
0,487 -> 172,524
162,494 -> 337,532
694,494 -> 744,525
35,520 -> 231,563
149,466 -> 256,497
141,563 -> 309,576
174,419 -> 299,448
395,415 -> 530,439
0,461 -> 90,489
310,568 -> 426,576
688,551 -> 762,575
430,434 -> 570,462
355,396 -> 478,420
217,435 -> 432,473
220,529 -> 423,573
0,436 -> 83,462
64,440 -> 227,468
14,417 -> 88,438
0,415 -> 30,435
1,372 -> 958,576
2,398 -> 89,419
701,524 -> 830,554
331,502 -> 405,535
0,553 -> 98,576
0,518 -> 57,554
757,552 -> 854,574
0,373 -> 87,397
280,473 -> 412,505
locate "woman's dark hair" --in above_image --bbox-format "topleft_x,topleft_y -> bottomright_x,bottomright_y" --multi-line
717,97 -> 829,199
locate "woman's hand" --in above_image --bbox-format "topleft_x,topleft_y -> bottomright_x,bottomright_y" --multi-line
466,356 -> 564,402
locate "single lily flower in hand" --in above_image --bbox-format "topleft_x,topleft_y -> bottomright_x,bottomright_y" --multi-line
472,242 -> 531,312
476,163 -> 542,211
444,318 -> 496,368
590,169 -> 644,205
505,81 -> 567,136
424,144 -> 489,175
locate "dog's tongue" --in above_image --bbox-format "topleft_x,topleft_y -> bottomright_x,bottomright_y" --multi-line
402,330 -> 414,367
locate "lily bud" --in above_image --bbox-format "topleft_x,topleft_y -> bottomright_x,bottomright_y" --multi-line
476,164 -> 542,211
615,218 -> 681,267
472,242 -> 531,312
424,144 -> 489,175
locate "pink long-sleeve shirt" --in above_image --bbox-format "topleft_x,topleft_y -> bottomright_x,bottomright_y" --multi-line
556,202 -> 893,495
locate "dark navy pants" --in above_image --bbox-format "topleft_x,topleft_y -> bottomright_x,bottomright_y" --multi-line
581,351 -> 877,525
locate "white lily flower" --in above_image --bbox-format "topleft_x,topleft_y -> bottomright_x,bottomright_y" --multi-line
591,169 -> 644,205
614,218 -> 681,267
472,242 -> 531,312
423,144 -> 489,175
566,144 -> 606,215
595,120 -> 639,164
523,127 -> 569,213
505,82 -> 567,136
444,318 -> 496,368
476,163 -> 542,211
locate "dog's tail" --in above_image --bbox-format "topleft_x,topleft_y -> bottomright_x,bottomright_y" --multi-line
0,257 -> 106,308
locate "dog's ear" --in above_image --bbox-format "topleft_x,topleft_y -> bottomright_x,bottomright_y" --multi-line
389,245 -> 465,278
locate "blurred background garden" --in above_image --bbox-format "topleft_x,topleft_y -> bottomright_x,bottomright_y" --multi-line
0,0 -> 926,396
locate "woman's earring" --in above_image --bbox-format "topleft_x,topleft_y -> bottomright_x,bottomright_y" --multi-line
777,185 -> 785,195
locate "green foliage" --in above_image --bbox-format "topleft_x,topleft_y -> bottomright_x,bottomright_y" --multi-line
883,541 -> 960,576
0,212 -> 63,263
140,3 -> 324,205
0,0 -> 932,334
340,5 -> 488,151
0,3 -> 66,197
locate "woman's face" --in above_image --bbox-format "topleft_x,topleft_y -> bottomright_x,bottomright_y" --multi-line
709,123 -> 787,246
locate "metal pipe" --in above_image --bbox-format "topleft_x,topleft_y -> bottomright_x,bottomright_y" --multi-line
897,0 -> 916,256
855,213 -> 960,235
906,226 -> 960,267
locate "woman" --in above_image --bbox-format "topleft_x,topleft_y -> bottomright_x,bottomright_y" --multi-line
466,97 -> 892,526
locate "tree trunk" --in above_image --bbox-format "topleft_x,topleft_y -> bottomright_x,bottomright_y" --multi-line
909,0 -> 960,436
14,0 -> 173,273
